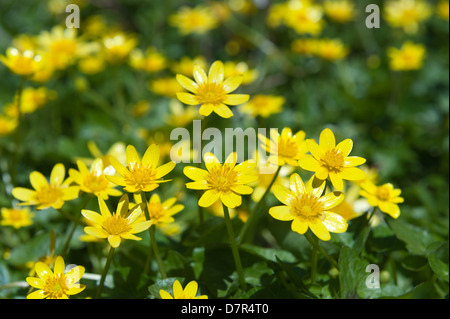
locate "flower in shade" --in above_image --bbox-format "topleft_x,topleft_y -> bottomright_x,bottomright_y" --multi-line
176,60 -> 250,118
81,194 -> 151,248
0,207 -> 34,229
0,47 -> 42,76
69,159 -> 122,199
184,152 -> 257,208
170,5 -> 219,35
12,163 -> 79,210
387,41 -> 426,71
107,144 -> 176,193
26,255 -> 85,299
269,173 -> 347,241
259,127 -> 308,166
135,193 -> 184,227
359,181 -> 404,218
159,280 -> 207,299
298,128 -> 366,191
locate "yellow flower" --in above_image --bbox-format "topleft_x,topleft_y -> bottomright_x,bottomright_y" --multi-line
78,54 -> 105,75
0,115 -> 17,137
170,6 -> 219,35
5,86 -> 56,117
184,152 -> 257,208
137,193 -> 184,227
107,144 -> 176,193
0,207 -> 34,229
291,38 -> 321,56
176,60 -> 250,118
240,94 -> 285,118
259,127 -> 308,166
82,195 -> 151,248
0,47 -> 42,76
384,0 -> 432,34
37,25 -> 97,70
359,181 -> 404,218
323,0 -> 355,23
298,128 -> 366,191
160,280 -> 208,299
26,255 -> 85,299
314,38 -> 349,61
12,163 -> 79,210
387,41 -> 426,71
171,56 -> 207,76
437,1 -> 449,20
166,99 -> 200,127
129,47 -> 166,73
84,141 -> 127,168
223,61 -> 258,85
102,32 -> 137,64
283,0 -> 324,35
269,173 -> 347,241
149,77 -> 184,98
69,159 -> 122,199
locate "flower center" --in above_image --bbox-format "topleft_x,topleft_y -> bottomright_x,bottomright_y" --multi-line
148,202 -> 165,221
207,165 -> 238,193
376,186 -> 391,201
36,184 -> 64,206
278,137 -> 300,158
102,214 -> 131,236
321,149 -> 345,172
43,273 -> 68,299
196,82 -> 226,105
83,173 -> 109,194
125,162 -> 157,190
291,194 -> 324,222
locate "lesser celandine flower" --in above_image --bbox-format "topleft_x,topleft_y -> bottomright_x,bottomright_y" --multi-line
0,115 -> 17,136
240,94 -> 285,118
176,60 -> 250,118
269,173 -> 347,241
323,0 -> 355,23
102,32 -> 137,64
384,0 -> 432,34
0,47 -> 42,76
314,38 -> 349,61
82,195 -> 151,248
69,159 -> 122,199
26,255 -> 85,299
159,280 -> 208,299
299,128 -> 366,191
259,127 -> 308,166
170,5 -> 219,35
282,0 -> 325,36
184,152 -> 257,208
0,207 -> 34,229
107,144 -> 176,193
359,181 -> 404,219
129,47 -> 167,73
135,193 -> 184,227
437,0 -> 449,20
387,41 -> 426,71
12,163 -> 79,210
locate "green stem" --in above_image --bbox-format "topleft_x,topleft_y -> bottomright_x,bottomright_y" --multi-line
310,235 -> 318,284
238,165 -> 281,245
304,232 -> 339,269
11,76 -> 26,186
96,246 -> 115,299
223,204 -> 247,290
367,206 -> 377,224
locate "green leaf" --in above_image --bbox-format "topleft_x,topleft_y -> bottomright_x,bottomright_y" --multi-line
401,255 -> 429,272
7,232 -> 54,266
148,277 -> 179,299
387,218 -> 436,255
428,241 -> 449,283
240,243 -> 296,263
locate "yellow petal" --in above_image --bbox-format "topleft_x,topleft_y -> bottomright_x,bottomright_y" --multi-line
198,190 -> 220,207
176,74 -> 198,93
62,186 -> 80,201
291,219 -> 308,234
318,191 -> 345,210
315,166 -> 329,180
109,156 -> 128,177
309,222 -> 331,241
269,205 -> 295,221
289,173 -> 306,196
220,192 -> 242,208
98,196 -> 112,218
30,171 -> 48,191
108,235 -> 121,248
65,265 -> 85,284
26,277 -> 44,289
199,103 -> 215,116
177,92 -> 199,105
379,201 -> 400,218
27,290 -> 47,299
53,256 -> 65,275
155,161 -> 176,179
208,60 -> 224,83
84,226 -> 108,238
298,155 -> 320,172
50,163 -> 65,186
223,94 -> 250,106
12,187 -> 36,203
184,166 -> 209,181
214,103 -> 234,118
142,144 -> 160,167
231,185 -> 253,195
35,262 -> 53,280
305,139 -> 323,160
344,156 -> 366,167
204,152 -> 221,171
339,167 -> 366,181
116,194 -> 130,217
173,280 -> 184,298
126,145 -> 141,166
322,212 -> 348,233
222,75 -> 243,93
272,185 -> 295,205
183,281 -> 199,299
329,172 -> 344,191
319,128 -> 336,151
186,181 -> 209,190
160,289 -> 174,299
193,64 -> 208,84
336,139 -> 353,157
82,209 -> 104,225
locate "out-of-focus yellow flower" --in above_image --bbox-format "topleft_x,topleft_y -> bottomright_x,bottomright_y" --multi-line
1,207 -> 34,229
131,100 -> 151,118
135,193 -> 184,227
12,163 -> 79,210
12,34 -> 37,52
38,26 -> 97,70
170,6 -> 219,35
82,15 -> 109,39
360,181 -> 404,219
171,56 -> 207,76
299,128 -> 366,191
223,61 -> 258,85
283,0 -> 325,35
0,115 -> 18,137
0,47 -> 43,76
107,144 -> 176,193
78,54 -> 106,75
176,60 -> 250,118
437,1 -> 449,20
229,0 -> 257,15
26,255 -> 85,299
387,41 -> 426,71
240,94 -> 285,118
82,195 -> 151,248
323,0 -> 355,23
209,1 -> 232,22
69,159 -> 122,200
270,173 -> 347,241
129,47 -> 166,73
160,280 -> 208,299
291,38 -> 320,56
315,38 -> 349,61
149,77 -> 184,98
5,87 -> 56,117
76,141 -> 127,169
259,127 -> 308,166
102,32 -> 137,64
166,99 -> 199,127
384,0 -> 432,34
184,152 -> 257,208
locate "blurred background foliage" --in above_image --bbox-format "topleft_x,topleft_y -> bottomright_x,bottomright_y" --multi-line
0,0 -> 448,299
